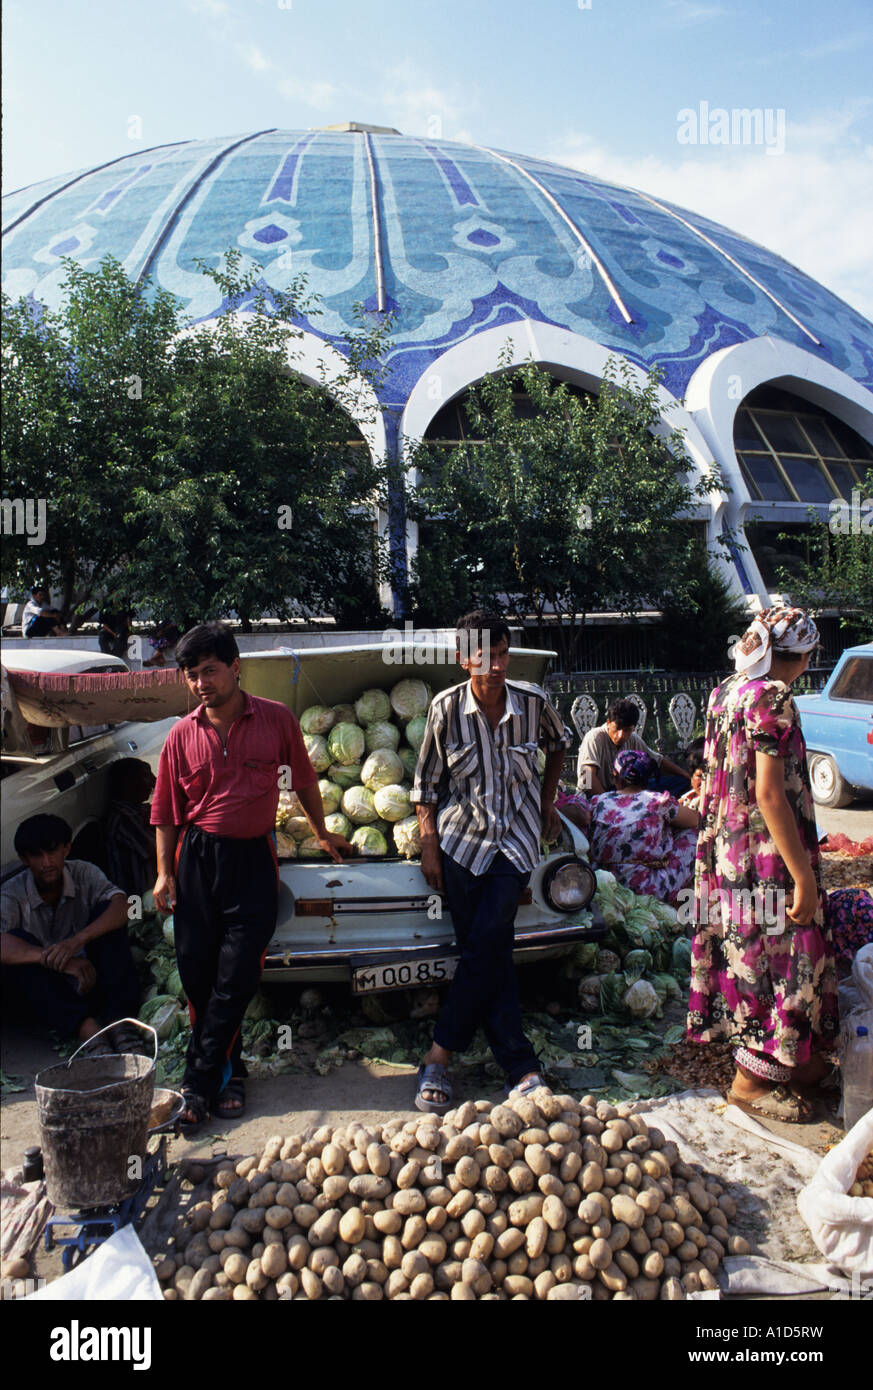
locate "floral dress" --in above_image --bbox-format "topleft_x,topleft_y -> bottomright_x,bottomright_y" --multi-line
589,789 -> 698,903
687,674 -> 839,1067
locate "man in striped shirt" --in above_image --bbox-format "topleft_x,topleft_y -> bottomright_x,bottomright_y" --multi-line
410,610 -> 572,1111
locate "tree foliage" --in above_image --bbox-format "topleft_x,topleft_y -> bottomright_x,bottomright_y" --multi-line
775,472 -> 873,638
2,253 -> 393,630
405,356 -> 731,670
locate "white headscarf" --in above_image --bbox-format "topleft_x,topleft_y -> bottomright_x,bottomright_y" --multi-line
731,607 -> 819,680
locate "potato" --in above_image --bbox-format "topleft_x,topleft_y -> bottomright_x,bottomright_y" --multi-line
392,1189 -> 426,1216
223,1253 -> 248,1285
349,1175 -> 391,1200
611,1194 -> 645,1230
581,1162 -> 604,1194
525,1217 -> 549,1259
308,1210 -> 341,1247
503,1274 -> 533,1298
598,1261 -> 627,1293
338,1208 -> 366,1244
541,1193 -> 567,1230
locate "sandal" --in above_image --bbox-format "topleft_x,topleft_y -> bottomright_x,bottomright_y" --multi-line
506,1072 -> 549,1100
179,1090 -> 210,1133
415,1063 -> 452,1114
726,1084 -> 812,1124
214,1077 -> 246,1119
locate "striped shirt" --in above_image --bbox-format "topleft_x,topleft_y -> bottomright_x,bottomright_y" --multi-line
410,678 -> 572,874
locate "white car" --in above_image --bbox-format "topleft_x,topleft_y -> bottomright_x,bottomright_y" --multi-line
1,648 -> 178,881
1,642 -> 603,992
240,642 -> 602,993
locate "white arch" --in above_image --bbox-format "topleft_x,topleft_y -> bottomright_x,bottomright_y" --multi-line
685,336 -> 873,601
398,320 -> 734,595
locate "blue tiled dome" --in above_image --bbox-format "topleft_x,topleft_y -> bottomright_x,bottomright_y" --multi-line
3,127 -> 872,405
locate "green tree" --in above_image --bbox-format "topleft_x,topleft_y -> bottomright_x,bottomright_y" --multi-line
775,471 -> 873,639
2,258 -> 180,625
405,356 -> 729,670
125,251 -> 394,630
2,253 -> 394,631
658,547 -> 751,671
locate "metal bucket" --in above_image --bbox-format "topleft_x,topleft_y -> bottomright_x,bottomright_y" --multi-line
35,1019 -> 158,1210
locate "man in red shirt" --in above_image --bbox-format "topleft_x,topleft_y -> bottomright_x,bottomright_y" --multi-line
151,622 -> 350,1128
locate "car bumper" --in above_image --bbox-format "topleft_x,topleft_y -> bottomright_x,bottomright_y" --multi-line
262,907 -> 606,985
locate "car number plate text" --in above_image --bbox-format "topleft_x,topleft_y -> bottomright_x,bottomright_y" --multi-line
352,956 -> 458,994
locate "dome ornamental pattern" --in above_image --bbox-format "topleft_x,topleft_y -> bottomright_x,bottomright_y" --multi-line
3,127 -> 872,407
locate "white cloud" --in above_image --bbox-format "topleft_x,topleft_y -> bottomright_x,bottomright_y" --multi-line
661,0 -> 727,24
547,105 -> 873,322
380,60 -> 468,139
277,77 -> 339,112
239,43 -> 273,73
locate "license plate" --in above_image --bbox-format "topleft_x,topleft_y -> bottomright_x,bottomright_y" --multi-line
352,956 -> 459,994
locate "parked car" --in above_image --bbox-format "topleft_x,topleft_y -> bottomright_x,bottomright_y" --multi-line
794,643 -> 873,807
1,642 -> 603,991
1,648 -> 178,881
240,642 -> 603,991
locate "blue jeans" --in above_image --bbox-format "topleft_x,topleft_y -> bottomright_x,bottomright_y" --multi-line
434,850 -> 539,1086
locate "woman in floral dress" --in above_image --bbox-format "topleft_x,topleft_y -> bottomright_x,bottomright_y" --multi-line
687,608 -> 839,1123
589,749 -> 699,902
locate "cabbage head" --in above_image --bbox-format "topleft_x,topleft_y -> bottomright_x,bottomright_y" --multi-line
397,747 -> 418,780
365,720 -> 401,753
623,978 -> 659,1019
350,825 -> 389,856
318,779 -> 343,814
595,869 -> 618,892
613,884 -> 637,913
324,811 -> 352,838
342,785 -> 378,824
140,995 -> 183,1041
245,991 -> 273,1022
389,678 -> 430,721
578,974 -> 604,1012
327,722 -> 366,766
275,830 -> 297,858
286,815 -> 314,842
651,971 -> 683,1002
405,715 -> 427,753
162,916 -> 175,947
672,936 -> 692,977
355,689 -> 392,725
298,837 -> 328,858
392,815 -> 421,860
573,941 -> 599,971
300,705 -> 335,735
622,948 -> 653,982
361,749 -> 404,791
331,703 -> 358,726
596,948 -> 621,975
329,761 -> 363,789
373,783 -> 412,822
303,733 -> 331,773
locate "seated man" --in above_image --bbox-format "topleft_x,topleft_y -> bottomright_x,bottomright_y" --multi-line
576,697 -> 688,796
21,587 -> 66,638
1,814 -> 140,1045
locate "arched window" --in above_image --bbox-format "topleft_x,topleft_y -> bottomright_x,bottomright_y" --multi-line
733,386 -> 872,504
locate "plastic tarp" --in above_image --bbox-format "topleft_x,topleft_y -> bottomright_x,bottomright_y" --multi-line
25,1223 -> 163,1300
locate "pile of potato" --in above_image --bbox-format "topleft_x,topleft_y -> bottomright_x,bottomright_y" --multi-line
850,1150 -> 873,1198
157,1090 -> 749,1301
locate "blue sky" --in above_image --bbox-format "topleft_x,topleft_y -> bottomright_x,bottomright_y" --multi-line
3,0 -> 872,314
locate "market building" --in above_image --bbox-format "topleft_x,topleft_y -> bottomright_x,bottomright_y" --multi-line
3,123 -> 872,634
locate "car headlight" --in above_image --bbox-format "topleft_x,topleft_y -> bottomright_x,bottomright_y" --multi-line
542,856 -> 596,913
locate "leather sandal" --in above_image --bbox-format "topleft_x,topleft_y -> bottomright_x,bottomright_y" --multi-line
179,1090 -> 210,1132
726,1084 -> 812,1123
415,1063 -> 452,1114
214,1077 -> 246,1119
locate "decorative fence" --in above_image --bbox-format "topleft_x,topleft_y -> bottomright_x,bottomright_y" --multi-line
545,667 -> 835,782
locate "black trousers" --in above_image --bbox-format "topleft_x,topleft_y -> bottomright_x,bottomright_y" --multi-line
1,904 -> 140,1038
174,824 -> 278,1102
433,850 -> 539,1086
